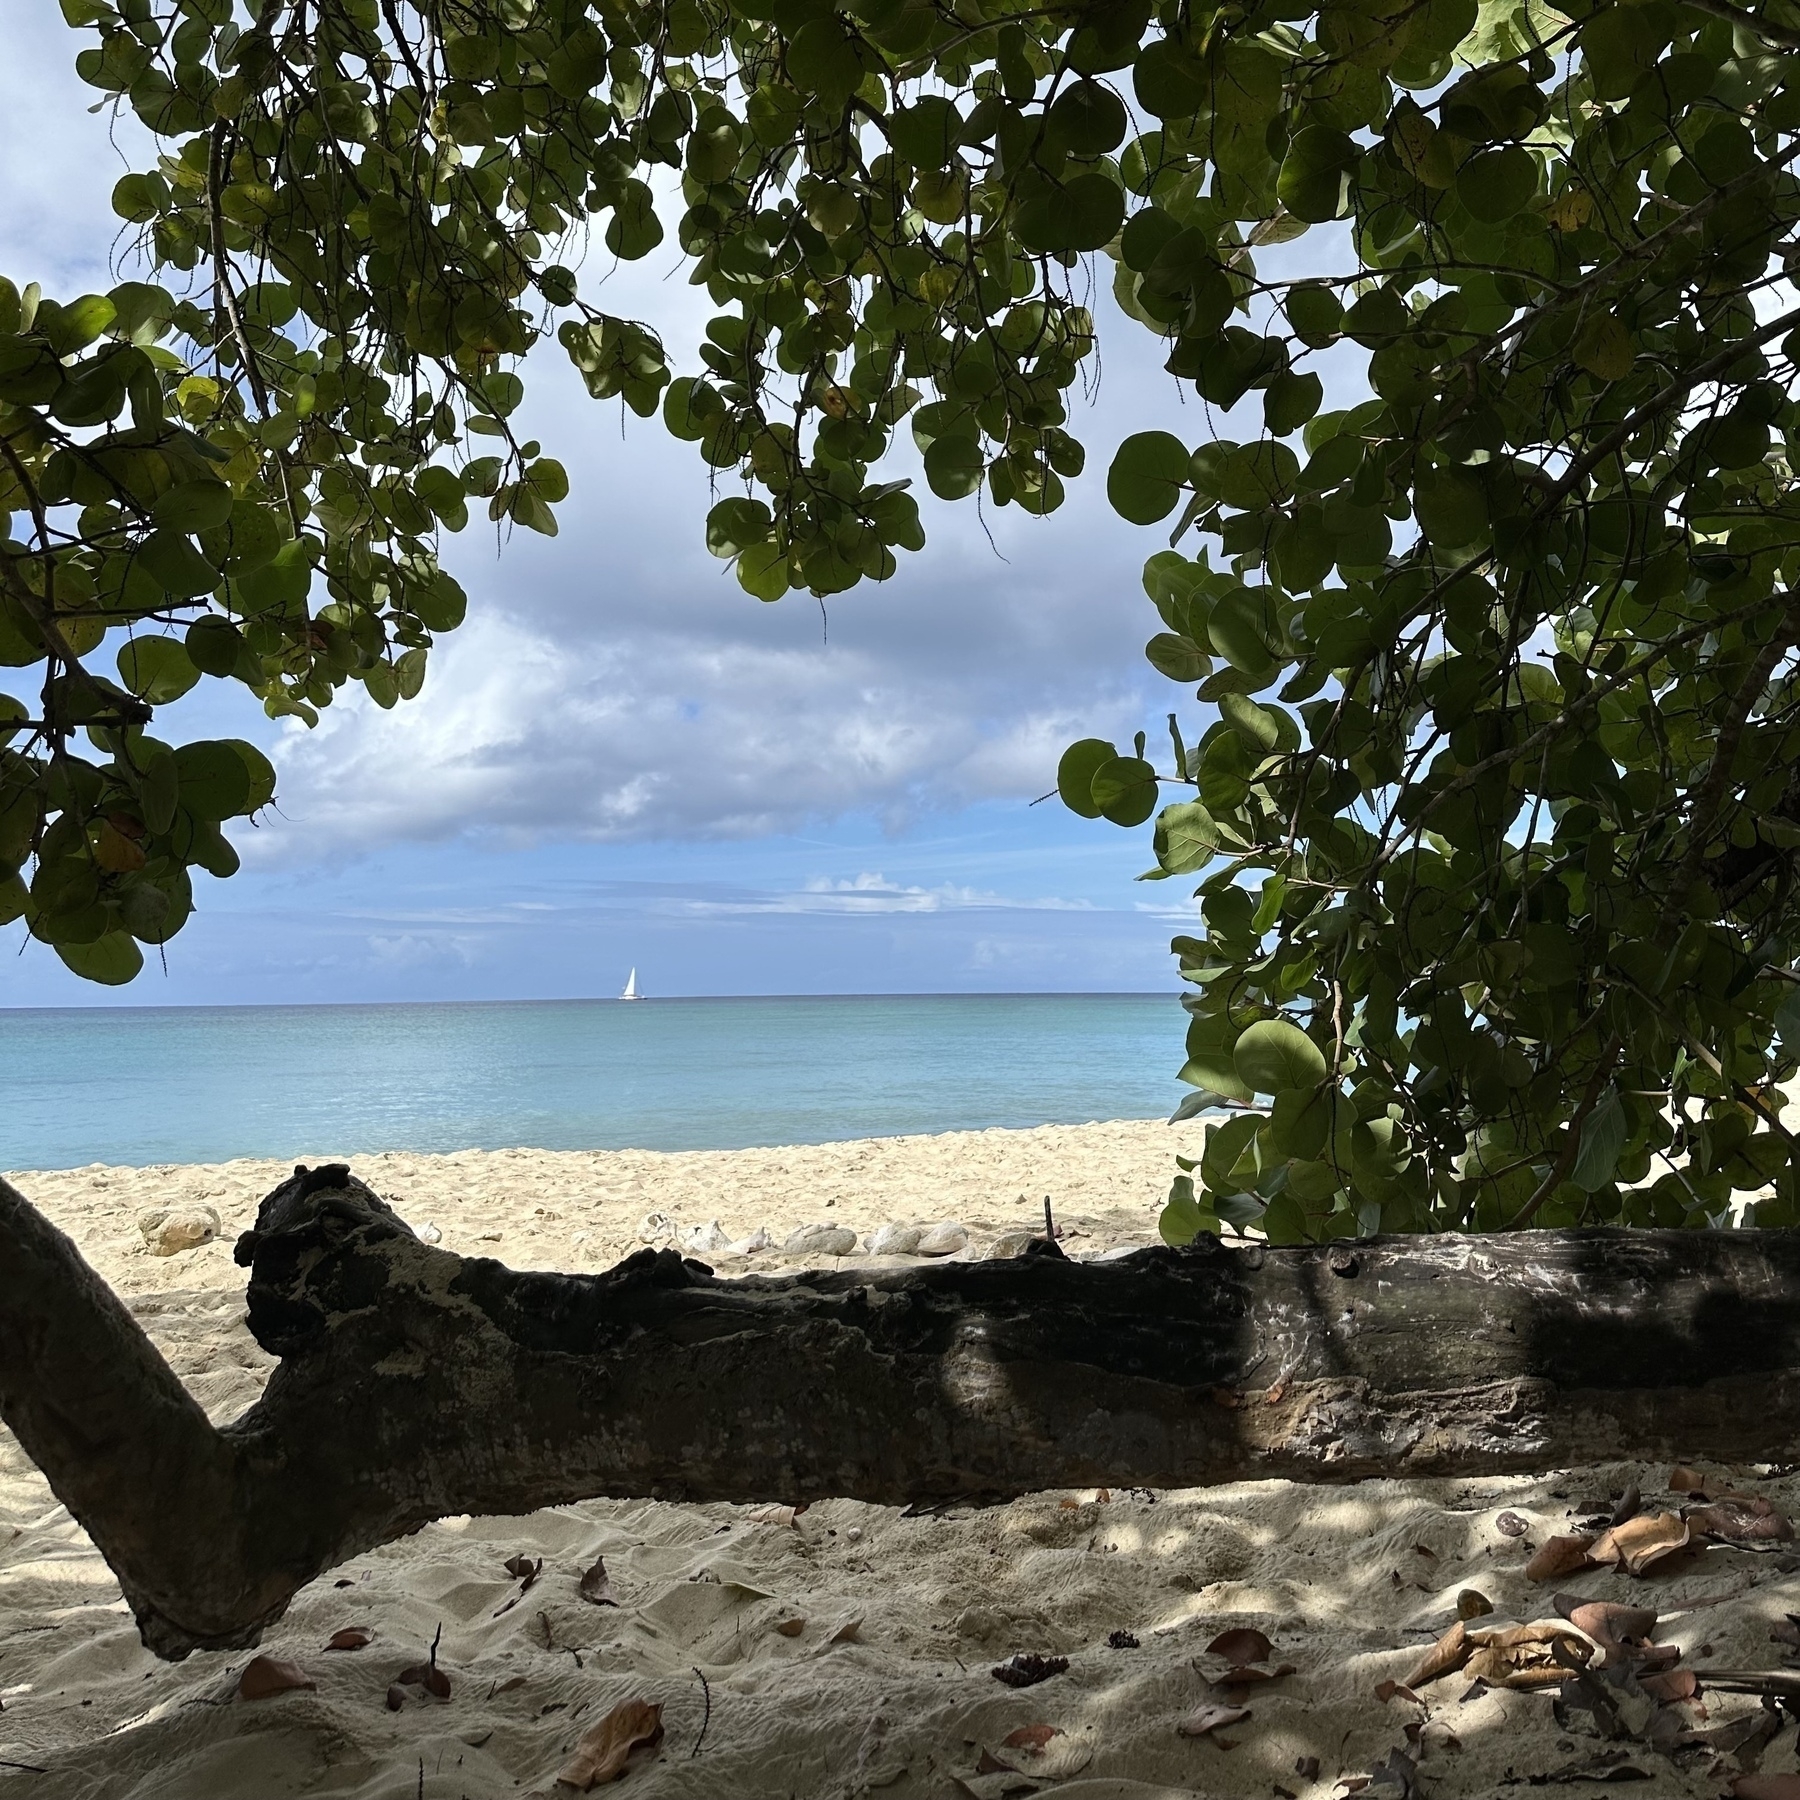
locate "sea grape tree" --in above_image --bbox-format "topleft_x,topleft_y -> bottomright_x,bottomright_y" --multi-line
5,0 -> 1800,1235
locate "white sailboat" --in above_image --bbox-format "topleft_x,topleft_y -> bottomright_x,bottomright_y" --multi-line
620,967 -> 641,1001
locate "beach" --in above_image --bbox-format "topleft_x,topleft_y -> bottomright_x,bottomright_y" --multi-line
4,1120 -> 1800,1798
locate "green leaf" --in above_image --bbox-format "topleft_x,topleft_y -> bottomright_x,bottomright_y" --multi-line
1571,1086 -> 1627,1193
924,434 -> 984,500
706,496 -> 773,558
56,931 -> 144,986
173,739 -> 252,822
1108,431 -> 1190,525
1154,800 -> 1218,873
1233,1019 -> 1327,1095
1145,632 -> 1210,682
1277,124 -> 1358,224
1264,371 -> 1323,436
1057,738 -> 1116,818
152,479 -> 234,533
1457,145 -> 1537,222
1268,1084 -> 1333,1160
1159,1174 -> 1219,1245
1090,755 -> 1159,826
116,636 -> 201,704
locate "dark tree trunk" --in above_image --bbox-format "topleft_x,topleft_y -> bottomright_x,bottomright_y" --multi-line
3,1163 -> 1798,1661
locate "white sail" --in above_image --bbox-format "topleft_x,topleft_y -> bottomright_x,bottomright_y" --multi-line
621,968 -> 639,1000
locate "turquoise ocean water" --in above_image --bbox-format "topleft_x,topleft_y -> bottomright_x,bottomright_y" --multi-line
1,993 -> 1187,1171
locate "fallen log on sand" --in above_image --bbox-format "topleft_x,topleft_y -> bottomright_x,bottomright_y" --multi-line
2,1162 -> 1796,1659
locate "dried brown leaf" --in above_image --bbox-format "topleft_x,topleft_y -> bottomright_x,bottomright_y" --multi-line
238,1655 -> 315,1701
1562,1600 -> 1659,1662
1375,1680 -> 1421,1704
1206,1627 -> 1272,1664
829,1617 -> 863,1644
556,1698 -> 664,1790
324,1627 -> 372,1651
1669,1465 -> 1709,1494
1210,1387 -> 1242,1410
973,1749 -> 1017,1775
1688,1495 -> 1795,1544
1464,1623 -> 1591,1689
773,1617 -> 805,1638
1609,1483 -> 1641,1528
1456,1590 -> 1494,1620
579,1554 -> 618,1607
1770,1614 -> 1800,1648
1002,1726 -> 1059,1751
1526,1533 -> 1597,1581
1177,1702 -> 1251,1738
1404,1620 -> 1470,1689
1590,1511 -> 1689,1575
1638,1668 -> 1697,1703
504,1554 -> 543,1586
744,1504 -> 798,1527
386,1684 -> 406,1712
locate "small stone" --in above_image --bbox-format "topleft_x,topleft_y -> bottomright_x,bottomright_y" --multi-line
417,1222 -> 443,1246
136,1204 -> 221,1257
723,1227 -> 775,1257
846,1525 -> 864,1543
867,1224 -> 923,1256
636,1210 -> 676,1247
986,1229 -> 1037,1260
783,1223 -> 859,1258
916,1221 -> 969,1257
680,1220 -> 731,1255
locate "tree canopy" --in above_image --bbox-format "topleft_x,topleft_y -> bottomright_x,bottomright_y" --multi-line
6,0 -> 1800,1239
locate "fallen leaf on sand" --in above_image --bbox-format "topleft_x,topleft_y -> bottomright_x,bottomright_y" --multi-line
1590,1511 -> 1689,1575
1464,1622 -> 1592,1688
1733,1777 -> 1800,1800
1556,1599 -> 1658,1664
323,1627 -> 372,1651
556,1698 -> 664,1790
1205,1628 -> 1272,1664
773,1617 -> 806,1638
973,1749 -> 1017,1775
1404,1620 -> 1470,1689
1770,1614 -> 1800,1648
1375,1680 -> 1421,1704
239,1656 -> 315,1700
1296,1755 -> 1321,1780
579,1555 -> 618,1607
1687,1495 -> 1795,1544
1177,1702 -> 1250,1738
744,1504 -> 799,1528
1496,1510 -> 1530,1538
1526,1534 -> 1597,1581
1457,1590 -> 1493,1620
396,1661 -> 452,1699
982,1724 -> 1095,1781
1669,1465 -> 1708,1494
386,1684 -> 406,1712
991,1654 -> 1068,1688
1002,1726 -> 1058,1751
1638,1668 -> 1697,1703
504,1554 -> 543,1587
829,1617 -> 863,1644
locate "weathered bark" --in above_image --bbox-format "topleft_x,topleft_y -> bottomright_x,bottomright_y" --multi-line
3,1162 -> 1800,1661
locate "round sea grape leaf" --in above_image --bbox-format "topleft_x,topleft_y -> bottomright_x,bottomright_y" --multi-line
0,871 -> 24,927
1268,1083 -> 1332,1160
138,529 -> 220,600
116,636 -> 200,704
787,16 -> 864,104
1234,1018 -> 1328,1096
55,930 -> 144,986
1120,206 -> 1181,273
1218,441 -> 1299,510
1573,313 -> 1635,383
1414,463 -> 1488,547
1145,631 -> 1211,682
1201,1110 -> 1262,1189
1057,737 -> 1116,818
1159,1175 -> 1220,1245
152,478 -> 235,534
1264,370 -> 1323,436
1154,799 -> 1218,873
1090,754 -> 1159,826
1133,39 -> 1207,119
1277,124 -> 1358,223
1207,587 -> 1279,682
1062,172 -> 1128,252
605,180 -> 664,260
705,495 -> 773,558
924,433 -> 984,500
1108,430 -> 1190,524
173,739 -> 252,822
1457,144 -> 1538,222
663,376 -> 724,442
737,540 -> 791,601
1050,79 -> 1128,155
1219,692 -> 1285,753
1260,1191 -> 1314,1246
232,539 -> 313,616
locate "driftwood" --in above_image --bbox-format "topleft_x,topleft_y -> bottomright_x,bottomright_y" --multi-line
3,1162 -> 1800,1661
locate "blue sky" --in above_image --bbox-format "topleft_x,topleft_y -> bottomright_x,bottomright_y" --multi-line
0,6 -> 1219,1006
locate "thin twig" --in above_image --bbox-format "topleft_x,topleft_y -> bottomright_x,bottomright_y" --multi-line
690,1666 -> 710,1757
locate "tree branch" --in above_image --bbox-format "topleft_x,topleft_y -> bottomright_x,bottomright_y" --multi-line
9,1164 -> 1800,1663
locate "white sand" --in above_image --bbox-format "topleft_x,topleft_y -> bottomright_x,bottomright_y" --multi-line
4,1121 -> 1800,1798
